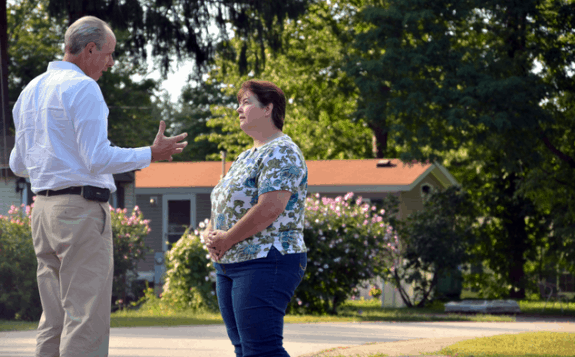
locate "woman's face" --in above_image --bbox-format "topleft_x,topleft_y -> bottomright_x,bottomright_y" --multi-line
237,90 -> 269,131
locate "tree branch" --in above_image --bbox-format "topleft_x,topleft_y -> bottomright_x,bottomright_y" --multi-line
541,133 -> 575,169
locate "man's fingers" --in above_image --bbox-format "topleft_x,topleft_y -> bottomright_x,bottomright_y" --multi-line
158,120 -> 165,135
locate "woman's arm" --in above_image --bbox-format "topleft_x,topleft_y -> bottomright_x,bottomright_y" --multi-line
208,190 -> 292,253
225,190 -> 292,247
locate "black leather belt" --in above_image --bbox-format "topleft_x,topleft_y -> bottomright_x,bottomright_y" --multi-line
37,186 -> 110,202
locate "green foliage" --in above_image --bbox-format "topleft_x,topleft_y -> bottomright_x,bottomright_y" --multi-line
383,186 -> 477,307
0,205 -> 41,321
109,205 -> 153,309
46,0 -> 311,76
161,225 -> 218,312
348,0 -> 575,299
289,192 -> 397,315
199,0 -> 374,161
0,201 -> 152,319
161,81 -> 234,162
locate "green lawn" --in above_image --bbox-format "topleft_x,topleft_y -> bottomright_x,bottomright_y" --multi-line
437,331 -> 575,357
1,298 -> 573,332
310,332 -> 575,357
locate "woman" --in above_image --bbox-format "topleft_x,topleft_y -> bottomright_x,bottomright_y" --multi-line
205,80 -> 308,357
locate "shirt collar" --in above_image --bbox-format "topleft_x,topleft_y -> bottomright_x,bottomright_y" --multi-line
48,61 -> 87,77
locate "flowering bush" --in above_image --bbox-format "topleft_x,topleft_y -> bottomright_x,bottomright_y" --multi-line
0,204 -> 40,320
160,220 -> 218,311
110,205 -> 152,309
369,284 -> 382,299
287,192 -> 400,315
0,199 -> 152,318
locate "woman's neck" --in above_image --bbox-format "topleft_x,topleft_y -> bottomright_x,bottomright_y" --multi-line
252,130 -> 284,149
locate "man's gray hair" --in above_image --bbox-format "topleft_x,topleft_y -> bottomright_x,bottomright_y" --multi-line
65,16 -> 113,55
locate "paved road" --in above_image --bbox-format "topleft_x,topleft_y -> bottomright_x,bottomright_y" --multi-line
1,319 -> 574,357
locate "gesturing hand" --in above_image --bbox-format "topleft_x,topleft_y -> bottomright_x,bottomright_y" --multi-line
206,230 -> 230,262
151,120 -> 188,162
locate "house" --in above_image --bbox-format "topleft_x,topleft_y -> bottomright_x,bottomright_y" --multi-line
1,149 -> 459,307
133,158 -> 459,305
0,135 -> 139,216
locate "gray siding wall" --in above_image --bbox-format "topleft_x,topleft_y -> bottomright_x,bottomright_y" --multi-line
196,193 -> 212,227
124,182 -> 136,215
136,194 -> 164,272
0,177 -> 22,216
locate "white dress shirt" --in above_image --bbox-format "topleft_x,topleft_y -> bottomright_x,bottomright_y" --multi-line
9,61 -> 152,194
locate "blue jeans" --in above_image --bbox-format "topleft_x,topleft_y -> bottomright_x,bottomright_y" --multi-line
214,246 -> 307,357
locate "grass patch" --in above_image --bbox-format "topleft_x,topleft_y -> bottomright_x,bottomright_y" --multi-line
438,331 -> 575,356
7,298 -> 571,332
518,301 -> 575,317
0,320 -> 38,332
327,299 -> 515,323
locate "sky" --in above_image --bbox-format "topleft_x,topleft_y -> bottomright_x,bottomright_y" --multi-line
132,56 -> 197,103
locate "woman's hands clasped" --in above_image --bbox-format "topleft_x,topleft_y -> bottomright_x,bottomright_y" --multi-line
206,230 -> 231,262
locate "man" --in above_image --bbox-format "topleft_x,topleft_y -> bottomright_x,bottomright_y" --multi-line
9,16 -> 188,357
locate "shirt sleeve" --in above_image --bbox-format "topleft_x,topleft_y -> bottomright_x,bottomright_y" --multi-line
257,145 -> 306,196
8,99 -> 29,178
69,81 -> 152,175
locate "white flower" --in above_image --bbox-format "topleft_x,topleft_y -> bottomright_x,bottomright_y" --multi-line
333,257 -> 342,263
318,268 -> 324,272
323,264 -> 329,269
206,254 -> 211,259
199,222 -> 205,229
205,276 -> 209,281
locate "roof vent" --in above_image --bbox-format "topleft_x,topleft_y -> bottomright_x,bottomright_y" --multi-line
376,159 -> 395,168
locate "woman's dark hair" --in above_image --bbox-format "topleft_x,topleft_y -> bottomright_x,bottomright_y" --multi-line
238,80 -> 286,131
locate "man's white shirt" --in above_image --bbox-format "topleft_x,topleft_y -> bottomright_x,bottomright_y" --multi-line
9,61 -> 152,194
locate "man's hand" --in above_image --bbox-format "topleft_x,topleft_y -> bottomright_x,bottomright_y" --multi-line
150,120 -> 188,162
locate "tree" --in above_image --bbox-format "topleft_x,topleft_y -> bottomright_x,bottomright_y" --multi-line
196,0 -> 374,161
4,0 -> 164,150
382,186 -> 477,307
160,79 -> 233,162
347,0 -> 575,299
46,0 -> 311,77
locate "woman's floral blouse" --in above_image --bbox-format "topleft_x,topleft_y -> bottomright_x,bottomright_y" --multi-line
210,135 -> 308,264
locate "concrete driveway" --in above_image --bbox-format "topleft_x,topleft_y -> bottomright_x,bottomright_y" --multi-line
1,318 -> 574,357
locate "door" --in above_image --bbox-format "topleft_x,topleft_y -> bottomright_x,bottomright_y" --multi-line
162,194 -> 196,252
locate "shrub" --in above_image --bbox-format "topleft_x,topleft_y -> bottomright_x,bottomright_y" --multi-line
0,204 -> 41,321
160,221 -> 218,311
0,200 -> 152,319
288,192 -> 399,315
110,206 -> 153,309
382,186 -> 477,307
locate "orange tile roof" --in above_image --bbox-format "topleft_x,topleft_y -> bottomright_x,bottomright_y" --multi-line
135,159 -> 433,188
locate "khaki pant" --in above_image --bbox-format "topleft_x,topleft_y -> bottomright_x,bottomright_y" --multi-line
31,193 -> 113,357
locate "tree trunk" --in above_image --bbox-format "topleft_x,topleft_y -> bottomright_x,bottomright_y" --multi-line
0,0 -> 8,137
0,0 -> 9,183
502,173 -> 528,299
369,122 -> 388,159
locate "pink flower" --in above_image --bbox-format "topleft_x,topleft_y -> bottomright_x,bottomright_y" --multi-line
377,216 -> 383,222
363,220 -> 368,225
344,192 -> 354,201
134,205 -> 140,211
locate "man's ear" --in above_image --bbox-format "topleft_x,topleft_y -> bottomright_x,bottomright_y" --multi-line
85,42 -> 97,55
